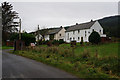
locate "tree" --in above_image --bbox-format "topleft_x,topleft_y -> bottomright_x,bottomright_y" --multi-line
88,31 -> 101,44
10,33 -> 36,46
2,2 -> 19,41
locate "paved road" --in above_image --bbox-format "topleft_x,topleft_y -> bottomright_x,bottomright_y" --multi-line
2,49 -> 77,78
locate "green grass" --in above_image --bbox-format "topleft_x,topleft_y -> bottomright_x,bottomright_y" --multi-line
74,43 -> 118,57
2,46 -> 13,50
13,42 -> 120,79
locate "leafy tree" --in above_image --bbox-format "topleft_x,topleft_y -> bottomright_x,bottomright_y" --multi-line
2,2 -> 19,41
89,31 -> 101,44
10,33 -> 36,46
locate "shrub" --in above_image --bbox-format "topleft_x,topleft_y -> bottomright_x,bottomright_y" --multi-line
70,41 -> 76,47
89,31 -> 101,44
52,40 -> 59,46
37,40 -> 42,45
10,33 -> 36,46
47,41 -> 52,46
81,50 -> 90,59
59,39 -> 65,44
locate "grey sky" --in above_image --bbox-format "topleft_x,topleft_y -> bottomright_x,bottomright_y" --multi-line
11,2 -> 118,32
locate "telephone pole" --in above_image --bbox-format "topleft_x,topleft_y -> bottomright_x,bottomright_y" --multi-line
19,18 -> 21,40
37,25 -> 40,41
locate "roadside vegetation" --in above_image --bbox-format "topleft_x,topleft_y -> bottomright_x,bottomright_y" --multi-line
2,46 -> 13,50
13,42 -> 119,79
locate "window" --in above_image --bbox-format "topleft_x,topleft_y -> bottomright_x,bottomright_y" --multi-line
99,30 -> 101,33
92,29 -> 94,32
85,31 -> 87,37
67,33 -> 69,40
78,37 -> 80,40
88,31 -> 90,34
73,31 -> 75,34
78,30 -> 80,33
59,34 -> 61,36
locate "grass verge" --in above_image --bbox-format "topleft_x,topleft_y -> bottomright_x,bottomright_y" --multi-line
12,42 -> 119,79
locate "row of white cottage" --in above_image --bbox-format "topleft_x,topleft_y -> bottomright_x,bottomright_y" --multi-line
36,21 -> 106,43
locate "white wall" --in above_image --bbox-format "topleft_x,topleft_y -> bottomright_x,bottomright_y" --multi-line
44,35 -> 49,41
65,21 -> 104,43
35,34 -> 43,41
54,27 -> 66,41
90,21 -> 103,35
65,29 -> 92,42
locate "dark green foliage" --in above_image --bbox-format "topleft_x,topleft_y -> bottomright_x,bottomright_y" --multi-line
21,33 -> 35,46
89,31 -> 101,44
70,41 -> 76,47
46,41 -> 52,46
98,15 -> 120,38
59,39 -> 65,44
52,40 -> 59,45
38,40 -> 49,45
10,33 -> 35,46
2,2 -> 19,41
37,40 -> 42,45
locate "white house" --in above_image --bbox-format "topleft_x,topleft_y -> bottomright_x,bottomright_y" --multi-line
44,27 -> 66,41
35,34 -> 43,41
65,21 -> 106,43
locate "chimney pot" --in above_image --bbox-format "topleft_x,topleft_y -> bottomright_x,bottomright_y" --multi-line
91,19 -> 93,22
76,23 -> 78,25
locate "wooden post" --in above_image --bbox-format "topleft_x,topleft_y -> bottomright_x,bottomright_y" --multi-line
37,25 -> 40,41
19,18 -> 21,40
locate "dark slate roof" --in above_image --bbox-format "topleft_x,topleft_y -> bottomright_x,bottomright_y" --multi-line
66,21 -> 96,32
46,28 -> 62,35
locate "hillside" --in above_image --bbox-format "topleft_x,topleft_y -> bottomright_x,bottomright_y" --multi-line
98,15 -> 120,38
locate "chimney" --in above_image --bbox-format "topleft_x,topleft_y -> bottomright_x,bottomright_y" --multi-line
76,23 -> 78,25
91,19 -> 93,22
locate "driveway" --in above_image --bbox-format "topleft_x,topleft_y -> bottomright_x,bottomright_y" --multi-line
2,49 -> 77,78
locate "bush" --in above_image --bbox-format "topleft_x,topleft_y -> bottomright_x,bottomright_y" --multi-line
47,41 -> 52,46
59,39 -> 65,44
37,40 -> 42,45
89,31 -> 101,44
81,50 -> 90,59
10,33 -> 36,46
52,40 -> 59,45
70,41 -> 76,47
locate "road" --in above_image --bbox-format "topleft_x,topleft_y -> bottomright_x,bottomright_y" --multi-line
2,49 -> 77,78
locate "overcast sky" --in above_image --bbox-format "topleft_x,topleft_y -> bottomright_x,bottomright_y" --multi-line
10,2 -> 118,32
